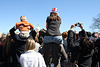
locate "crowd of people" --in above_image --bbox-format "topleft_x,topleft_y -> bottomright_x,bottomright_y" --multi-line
0,8 -> 100,67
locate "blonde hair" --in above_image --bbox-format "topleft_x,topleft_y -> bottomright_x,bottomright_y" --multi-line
25,38 -> 36,52
20,16 -> 27,21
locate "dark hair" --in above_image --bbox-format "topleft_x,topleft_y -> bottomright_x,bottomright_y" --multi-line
3,33 -> 13,59
80,37 -> 94,53
39,29 -> 46,37
0,34 -> 6,45
86,32 -> 91,37
92,32 -> 98,38
38,29 -> 46,45
49,12 -> 61,21
79,30 -> 87,38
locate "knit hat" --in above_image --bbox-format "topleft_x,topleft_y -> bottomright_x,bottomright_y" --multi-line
51,8 -> 58,13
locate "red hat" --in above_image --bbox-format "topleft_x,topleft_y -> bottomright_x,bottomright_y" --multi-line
51,8 -> 58,13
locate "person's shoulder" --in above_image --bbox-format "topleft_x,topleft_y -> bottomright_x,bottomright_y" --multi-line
36,52 -> 43,58
35,42 -> 40,46
20,53 -> 27,61
20,53 -> 26,60
47,16 -> 50,19
20,52 -> 26,57
95,38 -> 100,43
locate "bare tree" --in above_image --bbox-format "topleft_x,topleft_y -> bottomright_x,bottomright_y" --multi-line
90,13 -> 100,31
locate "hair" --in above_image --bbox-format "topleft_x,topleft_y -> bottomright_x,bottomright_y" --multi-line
79,31 -> 87,38
38,29 -> 46,45
35,35 -> 39,42
39,29 -> 46,37
25,38 -> 36,52
62,31 -> 68,39
86,32 -> 91,37
3,33 -> 13,59
20,16 -> 27,21
80,37 -> 94,53
0,34 -> 6,45
92,32 -> 98,38
1,34 -> 6,39
49,12 -> 61,21
5,33 -> 13,45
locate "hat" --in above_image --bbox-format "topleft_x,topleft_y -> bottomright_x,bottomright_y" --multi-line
51,8 -> 58,13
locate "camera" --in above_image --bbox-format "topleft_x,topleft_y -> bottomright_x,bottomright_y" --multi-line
75,23 -> 80,27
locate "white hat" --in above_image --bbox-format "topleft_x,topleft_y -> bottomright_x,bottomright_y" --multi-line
51,8 -> 58,13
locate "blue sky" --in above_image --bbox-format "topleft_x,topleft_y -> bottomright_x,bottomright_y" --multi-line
0,0 -> 100,34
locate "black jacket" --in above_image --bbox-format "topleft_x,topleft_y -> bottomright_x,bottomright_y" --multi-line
67,29 -> 93,67
78,50 -> 94,67
67,29 -> 91,67
67,30 -> 80,63
9,26 -> 36,67
94,38 -> 100,61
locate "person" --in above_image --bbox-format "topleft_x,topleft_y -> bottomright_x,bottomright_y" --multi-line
67,23 -> 87,66
86,32 -> 92,37
0,33 -> 13,67
16,16 -> 34,31
9,16 -> 36,67
62,31 -> 68,53
20,38 -> 46,67
86,31 -> 99,67
38,29 -> 46,53
43,8 -> 62,44
3,33 -> 13,61
0,34 -> 6,47
78,37 -> 94,67
0,34 -> 6,65
91,32 -> 98,42
42,8 -> 68,67
38,28 -> 46,45
16,16 -> 35,38
61,31 -> 68,67
93,37 -> 100,67
34,34 -> 40,52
